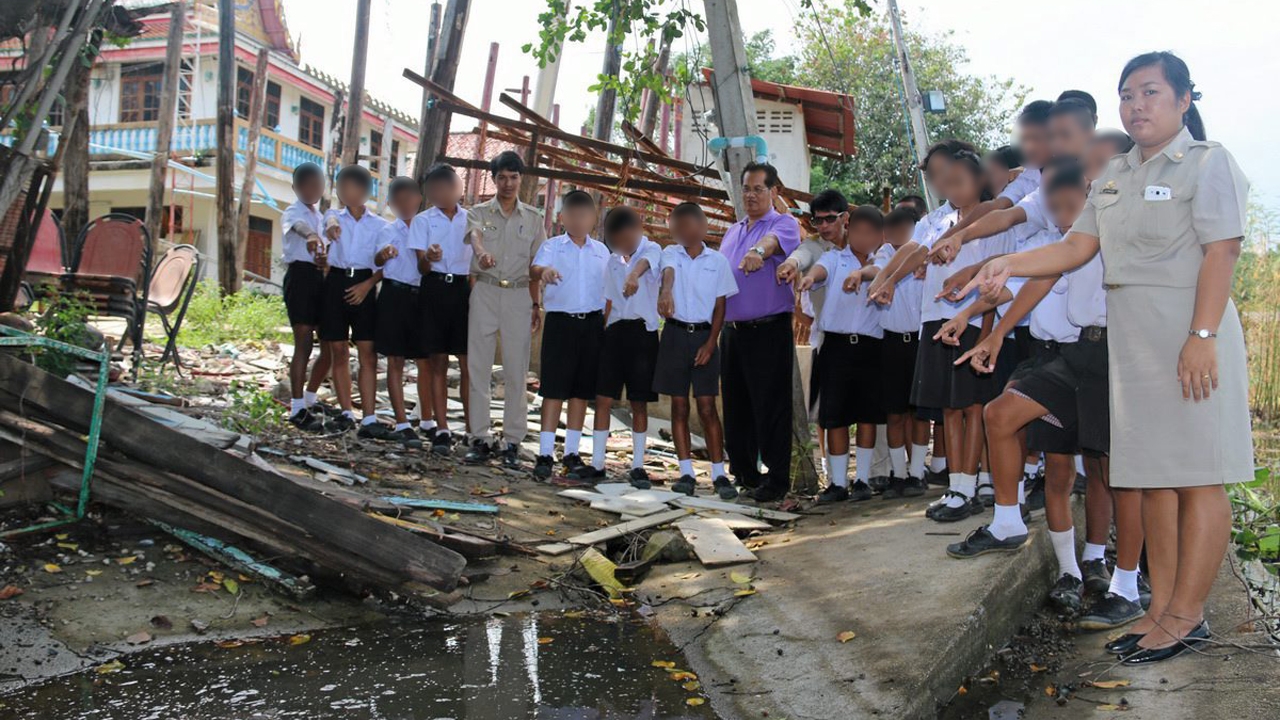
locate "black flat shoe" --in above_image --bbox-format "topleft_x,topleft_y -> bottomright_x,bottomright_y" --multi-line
1105,633 -> 1145,656
946,525 -> 1027,559
1122,622 -> 1210,665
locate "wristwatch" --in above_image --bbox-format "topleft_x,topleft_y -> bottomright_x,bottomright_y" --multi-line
1189,328 -> 1217,339
750,246 -> 766,257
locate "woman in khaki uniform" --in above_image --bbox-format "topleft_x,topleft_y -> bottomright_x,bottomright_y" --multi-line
968,52 -> 1252,664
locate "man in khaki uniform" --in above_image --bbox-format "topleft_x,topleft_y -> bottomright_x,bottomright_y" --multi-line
462,151 -> 548,469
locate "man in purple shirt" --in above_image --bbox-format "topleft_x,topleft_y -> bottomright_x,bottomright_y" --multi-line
719,162 -> 803,502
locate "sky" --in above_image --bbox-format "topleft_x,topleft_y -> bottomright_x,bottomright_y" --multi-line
278,0 -> 1280,209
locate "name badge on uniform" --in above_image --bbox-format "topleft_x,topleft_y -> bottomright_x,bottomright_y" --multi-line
1144,185 -> 1172,202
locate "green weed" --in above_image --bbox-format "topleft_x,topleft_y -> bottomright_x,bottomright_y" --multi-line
222,379 -> 283,434
175,281 -> 290,348
32,291 -> 98,376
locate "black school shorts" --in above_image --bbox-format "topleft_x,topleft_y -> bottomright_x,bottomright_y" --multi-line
282,261 -> 324,327
597,319 -> 659,402
880,330 -> 919,415
375,280 -> 424,359
319,268 -> 377,342
814,333 -> 885,429
1008,339 -> 1079,455
912,320 -> 1006,410
421,272 -> 470,356
539,311 -> 605,400
1012,330 -> 1109,455
653,322 -> 720,398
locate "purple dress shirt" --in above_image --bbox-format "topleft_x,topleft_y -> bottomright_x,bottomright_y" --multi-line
720,208 -> 802,322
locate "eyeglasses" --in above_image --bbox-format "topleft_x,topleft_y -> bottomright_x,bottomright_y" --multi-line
811,214 -> 843,225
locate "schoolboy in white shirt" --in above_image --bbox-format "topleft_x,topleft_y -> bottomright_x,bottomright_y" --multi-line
530,190 -> 611,480
655,203 -> 738,499
281,162 -> 335,433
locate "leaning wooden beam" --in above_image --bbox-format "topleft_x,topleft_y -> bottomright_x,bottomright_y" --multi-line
440,156 -> 730,201
0,355 -> 466,591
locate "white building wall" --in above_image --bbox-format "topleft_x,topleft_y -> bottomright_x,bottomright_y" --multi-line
679,85 -> 812,193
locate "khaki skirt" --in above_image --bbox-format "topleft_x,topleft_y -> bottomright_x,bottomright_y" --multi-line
1107,285 -> 1254,488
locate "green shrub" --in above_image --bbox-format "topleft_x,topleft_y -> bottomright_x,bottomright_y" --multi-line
175,281 -> 290,348
33,291 -> 98,376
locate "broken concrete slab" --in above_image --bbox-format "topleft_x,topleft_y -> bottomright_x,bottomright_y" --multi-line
675,518 -> 757,567
672,496 -> 801,523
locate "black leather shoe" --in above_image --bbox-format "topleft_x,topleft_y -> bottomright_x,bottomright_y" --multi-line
868,475 -> 891,494
712,476 -> 738,500
627,467 -> 652,489
816,483 -> 849,504
749,483 -> 788,503
1122,622 -> 1210,665
533,455 -> 555,479
946,525 -> 1028,559
1105,633 -> 1145,656
1048,573 -> 1084,613
930,493 -> 982,523
499,443 -> 522,470
925,467 -> 950,486
902,475 -> 927,497
1079,592 -> 1144,631
848,480 -> 873,502
1082,559 -> 1112,597
735,474 -> 763,491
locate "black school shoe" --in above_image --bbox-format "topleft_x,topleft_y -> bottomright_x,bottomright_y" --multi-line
749,483 -> 788,503
672,475 -> 697,496
868,475 -> 891,494
328,414 -> 356,432
390,427 -> 423,450
930,492 -> 983,522
1122,622 -> 1210,665
925,467 -> 950,486
1048,573 -> 1085,613
1082,559 -> 1112,597
463,438 -> 492,464
561,453 -> 586,476
288,408 -> 325,433
499,443 -> 522,470
568,464 -> 606,482
1078,593 -> 1144,631
902,475 -> 928,497
533,455 -> 555,479
816,483 -> 849,504
431,431 -> 453,457
976,481 -> 996,507
881,475 -> 905,498
627,467 -> 652,490
357,420 -> 393,440
1024,473 -> 1046,513
311,401 -> 344,418
946,525 -> 1028,559
712,476 -> 738,501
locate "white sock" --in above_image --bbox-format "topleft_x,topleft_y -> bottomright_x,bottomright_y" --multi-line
930,455 -> 947,473
854,446 -> 873,483
592,431 -> 608,470
909,444 -> 929,478
1075,454 -> 1085,476
361,415 -> 378,426
394,421 -> 411,431
1018,479 -> 1026,505
711,462 -> 726,479
945,472 -> 977,508
889,445 -> 907,479
290,398 -> 306,415
977,471 -> 993,488
1082,543 -> 1107,562
988,503 -> 1028,540
539,431 -> 555,457
1110,567 -> 1141,602
342,410 -> 357,421
304,391 -> 318,407
565,429 -> 582,456
1050,528 -> 1081,579
419,419 -> 437,433
631,431 -> 647,469
828,453 -> 849,487
1024,461 -> 1039,477
678,458 -> 694,477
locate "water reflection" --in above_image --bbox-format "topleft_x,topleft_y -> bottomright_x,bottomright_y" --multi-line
0,614 -> 717,719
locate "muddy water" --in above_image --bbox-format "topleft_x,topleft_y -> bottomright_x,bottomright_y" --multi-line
0,614 -> 719,719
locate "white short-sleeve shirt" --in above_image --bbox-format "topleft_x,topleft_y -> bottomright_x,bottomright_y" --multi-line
375,218 -> 421,285
604,236 -> 662,331
660,243 -> 738,324
874,243 -> 924,334
1004,228 -> 1077,343
812,247 -> 884,337
1066,252 -> 1107,329
411,205 -> 472,276
324,206 -> 387,270
533,234 -> 610,314
1015,189 -> 1052,235
998,166 -> 1042,205
281,200 -> 323,264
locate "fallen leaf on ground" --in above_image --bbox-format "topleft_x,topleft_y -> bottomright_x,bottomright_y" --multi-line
43,563 -> 62,574
1096,704 -> 1130,712
1090,680 -> 1131,689
651,660 -> 676,668
836,631 -> 857,643
116,556 -> 138,565
545,529 -> 557,536
668,671 -> 697,682
0,585 -> 23,600
55,533 -> 69,540
676,572 -> 700,580
507,589 -> 531,600
126,631 -> 152,645
733,589 -> 756,597
562,610 -> 584,619
288,633 -> 311,646
57,542 -> 78,551
958,685 -> 968,696
95,660 -> 125,674
135,579 -> 154,588
251,615 -> 270,628
192,582 -> 221,594
729,571 -> 752,584
1030,664 -> 1047,673
686,698 -> 705,707
537,637 -> 554,645
682,681 -> 701,691
215,640 -> 244,649
222,578 -> 240,595
85,570 -> 103,577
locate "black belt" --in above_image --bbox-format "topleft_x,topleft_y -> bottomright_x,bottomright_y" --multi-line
610,318 -> 648,327
425,271 -> 467,284
383,278 -> 419,293
1079,326 -> 1107,342
884,330 -> 918,343
333,266 -> 374,279
1032,338 -> 1062,351
548,309 -> 603,320
824,332 -> 878,345
726,312 -> 790,331
666,319 -> 711,332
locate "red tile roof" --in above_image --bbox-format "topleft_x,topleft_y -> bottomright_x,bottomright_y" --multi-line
700,68 -> 856,158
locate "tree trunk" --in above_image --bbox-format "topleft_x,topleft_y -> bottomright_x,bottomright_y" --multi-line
59,51 -> 92,244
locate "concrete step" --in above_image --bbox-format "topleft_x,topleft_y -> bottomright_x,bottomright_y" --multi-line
644,489 -> 1057,720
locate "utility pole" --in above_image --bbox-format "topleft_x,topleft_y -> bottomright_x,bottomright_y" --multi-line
144,0 -> 186,256
235,48 -> 270,275
531,1 -> 569,119
414,0 -> 470,191
341,0 -> 373,167
592,2 -> 622,142
638,34 -> 671,140
215,0 -> 238,294
702,0 -> 759,216
886,0 -> 934,209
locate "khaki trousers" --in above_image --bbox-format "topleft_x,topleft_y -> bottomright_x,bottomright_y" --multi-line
466,281 -> 533,446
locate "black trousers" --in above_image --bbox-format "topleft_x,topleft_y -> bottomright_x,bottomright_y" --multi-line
720,313 -> 793,490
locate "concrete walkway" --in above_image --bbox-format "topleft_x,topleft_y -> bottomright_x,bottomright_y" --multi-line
644,491 -> 1059,720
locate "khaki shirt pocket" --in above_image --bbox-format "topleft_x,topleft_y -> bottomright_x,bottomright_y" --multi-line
1135,184 -> 1184,242
1092,192 -> 1124,240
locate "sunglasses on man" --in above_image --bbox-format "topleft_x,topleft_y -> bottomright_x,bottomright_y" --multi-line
811,212 -> 845,225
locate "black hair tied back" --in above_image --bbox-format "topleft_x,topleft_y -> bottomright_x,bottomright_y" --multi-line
1119,51 -> 1206,141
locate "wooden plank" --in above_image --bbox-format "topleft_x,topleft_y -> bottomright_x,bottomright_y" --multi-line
621,489 -> 686,504
675,518 -> 758,567
371,514 -> 499,559
692,511 -> 772,531
588,497 -> 669,517
672,496 -> 800,522
561,508 -> 690,547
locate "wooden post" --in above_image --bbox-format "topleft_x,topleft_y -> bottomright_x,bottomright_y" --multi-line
465,42 -> 499,204
59,40 -> 93,243
144,1 -> 186,255
235,48 -> 269,280
592,3 -> 622,142
215,0 -> 238,294
638,35 -> 671,139
542,103 -> 559,236
414,0 -> 470,190
703,0 -> 759,215
518,130 -> 540,205
321,89 -> 345,211
531,1 -> 568,118
375,116 -> 394,214
659,97 -> 671,153
340,0 -> 373,167
672,96 -> 683,159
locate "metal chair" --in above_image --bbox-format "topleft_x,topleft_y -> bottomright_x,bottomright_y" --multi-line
145,244 -> 202,372
61,213 -> 153,369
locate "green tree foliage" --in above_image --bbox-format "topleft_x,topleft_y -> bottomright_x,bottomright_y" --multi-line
670,30 -> 800,87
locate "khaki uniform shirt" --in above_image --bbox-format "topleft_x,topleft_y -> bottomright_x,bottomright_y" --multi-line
1071,126 -> 1249,288
464,198 -> 548,285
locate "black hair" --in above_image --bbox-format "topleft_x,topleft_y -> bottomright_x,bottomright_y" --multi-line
1119,51 -> 1205,141
1095,130 -> 1135,156
561,189 -> 596,211
336,164 -> 373,191
424,163 -> 459,185
292,161 -> 323,185
388,176 -> 421,199
885,206 -> 919,228
895,194 -> 928,214
985,144 -> 1022,170
950,149 -> 995,202
919,139 -> 978,171
741,161 -> 781,188
1056,90 -> 1098,118
603,206 -> 641,236
1043,158 -> 1087,195
670,202 -> 706,221
846,204 -> 885,231
809,188 -> 849,216
1048,98 -> 1097,130
489,150 -> 525,176
1017,99 -> 1054,127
